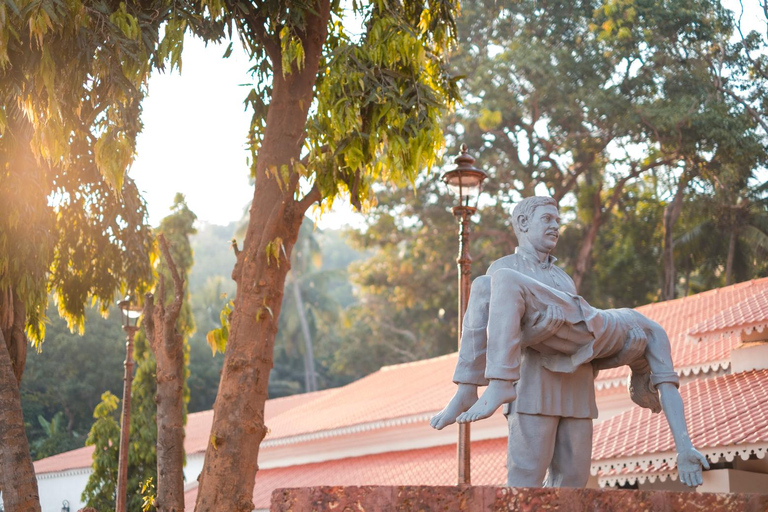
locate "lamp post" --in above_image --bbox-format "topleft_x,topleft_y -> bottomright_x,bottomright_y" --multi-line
441,144 -> 487,485
116,295 -> 141,512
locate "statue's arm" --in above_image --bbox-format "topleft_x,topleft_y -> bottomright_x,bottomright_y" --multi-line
521,305 -> 565,345
657,382 -> 710,487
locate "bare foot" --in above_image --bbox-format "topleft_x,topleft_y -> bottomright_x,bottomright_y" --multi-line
456,379 -> 516,423
430,383 -> 479,430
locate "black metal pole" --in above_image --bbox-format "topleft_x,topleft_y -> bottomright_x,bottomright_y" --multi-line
454,204 -> 476,485
116,324 -> 138,512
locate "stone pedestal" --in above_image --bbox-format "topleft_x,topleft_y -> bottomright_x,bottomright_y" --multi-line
271,486 -> 768,511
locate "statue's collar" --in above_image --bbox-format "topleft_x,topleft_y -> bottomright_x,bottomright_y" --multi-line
515,245 -> 557,268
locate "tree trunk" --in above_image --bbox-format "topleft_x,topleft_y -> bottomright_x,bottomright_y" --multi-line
194,3 -> 330,508
662,171 -> 689,300
571,168 -> 642,293
144,235 -> 186,511
0,324 -> 41,512
725,229 -> 737,285
572,189 -> 603,293
291,274 -> 318,392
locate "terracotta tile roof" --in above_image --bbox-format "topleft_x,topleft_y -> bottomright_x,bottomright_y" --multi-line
184,388 -> 337,454
33,445 -> 94,475
35,388 -> 336,475
263,354 -> 459,442
688,287 -> 768,340
592,369 -> 768,473
184,437 -> 508,509
595,277 -> 768,387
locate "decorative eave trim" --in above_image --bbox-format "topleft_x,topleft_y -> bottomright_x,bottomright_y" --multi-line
689,322 -> 768,342
595,360 -> 730,390
592,441 -> 768,487
598,469 -> 678,488
262,412 -> 435,448
36,466 -> 93,480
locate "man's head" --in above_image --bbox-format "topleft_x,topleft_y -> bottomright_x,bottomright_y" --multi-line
628,370 -> 662,414
512,196 -> 560,253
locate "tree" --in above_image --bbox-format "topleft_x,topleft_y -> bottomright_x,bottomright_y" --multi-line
677,176 -> 768,287
82,196 -> 196,511
0,1 -> 198,506
446,0 -> 763,294
142,235 -> 186,510
193,0 -> 460,507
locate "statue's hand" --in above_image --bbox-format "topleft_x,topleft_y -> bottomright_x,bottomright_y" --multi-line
677,447 -> 709,487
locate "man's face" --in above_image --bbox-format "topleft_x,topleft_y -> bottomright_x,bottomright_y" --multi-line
524,204 -> 561,253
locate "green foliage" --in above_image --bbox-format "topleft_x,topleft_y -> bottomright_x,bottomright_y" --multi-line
31,411 -> 80,460
82,391 -> 120,510
21,305 -> 126,460
329,173 -> 509,379
331,0 -> 768,373
223,0 -> 460,212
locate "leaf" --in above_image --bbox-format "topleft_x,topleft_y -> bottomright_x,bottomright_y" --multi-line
222,41 -> 233,58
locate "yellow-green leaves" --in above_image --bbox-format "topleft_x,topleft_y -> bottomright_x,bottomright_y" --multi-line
158,18 -> 187,73
265,237 -> 286,267
306,7 -> 457,212
280,27 -> 305,76
478,109 -> 502,131
206,300 -> 232,355
27,2 -> 54,48
94,128 -> 134,194
255,298 -> 274,323
109,3 -> 140,41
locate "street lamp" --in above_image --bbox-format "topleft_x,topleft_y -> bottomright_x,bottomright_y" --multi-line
116,295 -> 141,512
442,144 -> 487,485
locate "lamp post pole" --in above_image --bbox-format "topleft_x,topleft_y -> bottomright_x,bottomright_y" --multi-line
441,144 -> 487,485
116,297 -> 140,512
454,203 -> 475,485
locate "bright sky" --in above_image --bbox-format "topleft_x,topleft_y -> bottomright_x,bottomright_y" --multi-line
130,2 -> 766,228
130,36 -> 363,230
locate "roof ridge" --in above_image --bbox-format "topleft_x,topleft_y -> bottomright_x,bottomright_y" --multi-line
639,276 -> 768,310
267,386 -> 339,403
379,352 -> 457,372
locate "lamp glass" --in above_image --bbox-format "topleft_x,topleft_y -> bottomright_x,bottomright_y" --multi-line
118,296 -> 141,327
443,170 -> 484,204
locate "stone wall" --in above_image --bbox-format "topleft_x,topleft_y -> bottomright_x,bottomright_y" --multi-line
271,485 -> 768,511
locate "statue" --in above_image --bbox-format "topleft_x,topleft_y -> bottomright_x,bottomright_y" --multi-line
431,196 -> 709,488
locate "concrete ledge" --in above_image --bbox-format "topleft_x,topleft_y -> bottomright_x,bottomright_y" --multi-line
271,485 -> 768,511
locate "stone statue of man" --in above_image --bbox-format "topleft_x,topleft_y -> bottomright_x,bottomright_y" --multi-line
431,196 -> 709,488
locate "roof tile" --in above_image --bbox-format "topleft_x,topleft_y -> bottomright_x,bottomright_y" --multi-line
592,369 -> 768,461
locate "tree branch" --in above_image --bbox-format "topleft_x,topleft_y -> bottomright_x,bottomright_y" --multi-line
296,183 -> 322,214
143,292 -> 158,354
158,233 -> 185,342
716,83 -> 768,134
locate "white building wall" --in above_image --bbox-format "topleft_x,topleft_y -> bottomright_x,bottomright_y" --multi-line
36,468 -> 91,512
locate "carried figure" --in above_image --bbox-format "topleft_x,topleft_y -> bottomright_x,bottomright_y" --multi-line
431,196 -> 709,488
